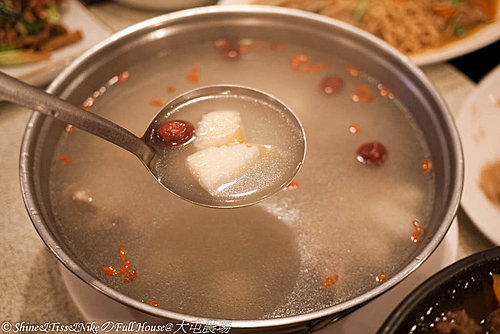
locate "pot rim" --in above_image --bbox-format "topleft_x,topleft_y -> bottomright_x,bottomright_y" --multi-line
19,5 -> 464,329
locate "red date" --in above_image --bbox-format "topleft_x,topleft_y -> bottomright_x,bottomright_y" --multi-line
158,120 -> 195,147
357,142 -> 387,166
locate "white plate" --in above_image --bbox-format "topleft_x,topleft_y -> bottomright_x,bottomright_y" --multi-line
456,64 -> 500,246
217,0 -> 500,66
0,0 -> 113,86
61,220 -> 458,333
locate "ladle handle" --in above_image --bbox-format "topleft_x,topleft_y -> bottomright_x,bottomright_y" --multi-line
0,71 -> 154,164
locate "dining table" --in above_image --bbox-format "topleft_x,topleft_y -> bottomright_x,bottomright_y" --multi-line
0,1 -> 498,332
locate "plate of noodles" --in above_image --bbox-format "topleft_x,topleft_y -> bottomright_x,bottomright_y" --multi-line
0,0 -> 112,86
217,0 -> 500,66
456,64 -> 500,246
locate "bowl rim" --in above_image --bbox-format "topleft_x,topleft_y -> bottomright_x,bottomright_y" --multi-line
377,246 -> 500,334
19,5 -> 464,329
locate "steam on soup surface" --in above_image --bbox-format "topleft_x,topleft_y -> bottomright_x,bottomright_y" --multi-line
49,37 -> 434,319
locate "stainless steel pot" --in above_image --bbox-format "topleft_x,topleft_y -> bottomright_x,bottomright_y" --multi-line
19,6 -> 463,333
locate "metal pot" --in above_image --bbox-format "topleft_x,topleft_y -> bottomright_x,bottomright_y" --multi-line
19,6 -> 463,333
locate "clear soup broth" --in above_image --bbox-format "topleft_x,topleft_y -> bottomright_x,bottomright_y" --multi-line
50,37 -> 434,320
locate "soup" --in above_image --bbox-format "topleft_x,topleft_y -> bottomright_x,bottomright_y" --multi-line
49,36 -> 434,319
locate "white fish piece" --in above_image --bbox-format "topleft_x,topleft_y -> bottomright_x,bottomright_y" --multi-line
194,110 -> 246,150
186,143 -> 260,195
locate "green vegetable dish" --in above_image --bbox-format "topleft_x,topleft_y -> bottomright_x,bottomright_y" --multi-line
0,0 -> 82,65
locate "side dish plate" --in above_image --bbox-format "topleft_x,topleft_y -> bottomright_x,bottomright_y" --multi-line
456,64 -> 500,246
217,0 -> 500,66
0,0 -> 112,86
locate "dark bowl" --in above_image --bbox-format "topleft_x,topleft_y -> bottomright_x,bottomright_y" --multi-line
378,246 -> 500,334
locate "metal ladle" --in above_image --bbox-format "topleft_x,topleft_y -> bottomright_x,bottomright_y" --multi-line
0,72 -> 305,208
